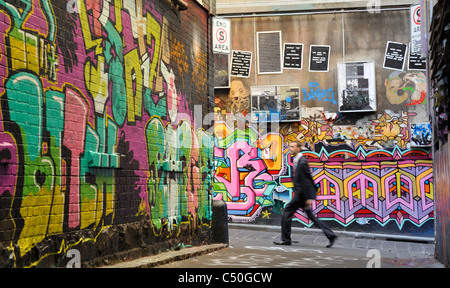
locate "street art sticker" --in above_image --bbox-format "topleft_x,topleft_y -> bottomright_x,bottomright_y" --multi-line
410,123 -> 432,147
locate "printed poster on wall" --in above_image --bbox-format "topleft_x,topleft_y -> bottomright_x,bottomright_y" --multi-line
230,50 -> 252,78
283,43 -> 303,69
257,31 -> 283,74
408,43 -> 427,71
309,45 -> 330,72
383,41 -> 408,71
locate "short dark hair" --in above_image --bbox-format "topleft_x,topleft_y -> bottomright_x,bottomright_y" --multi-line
290,140 -> 301,148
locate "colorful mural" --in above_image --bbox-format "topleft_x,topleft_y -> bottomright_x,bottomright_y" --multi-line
0,0 -> 213,267
213,111 -> 434,230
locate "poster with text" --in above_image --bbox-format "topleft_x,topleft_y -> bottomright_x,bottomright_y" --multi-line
309,45 -> 330,72
231,50 -> 252,78
283,43 -> 303,69
383,41 -> 408,71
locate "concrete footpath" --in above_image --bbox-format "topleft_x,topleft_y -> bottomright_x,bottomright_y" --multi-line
102,224 -> 445,268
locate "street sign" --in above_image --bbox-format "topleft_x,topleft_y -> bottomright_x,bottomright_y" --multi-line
213,17 -> 231,54
410,4 -> 421,54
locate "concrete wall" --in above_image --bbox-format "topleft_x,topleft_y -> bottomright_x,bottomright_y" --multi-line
0,0 -> 214,267
213,8 -> 434,237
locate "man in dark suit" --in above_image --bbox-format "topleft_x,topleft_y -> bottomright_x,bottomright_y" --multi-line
274,141 -> 337,247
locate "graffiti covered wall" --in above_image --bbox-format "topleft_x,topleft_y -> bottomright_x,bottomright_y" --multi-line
0,0 -> 214,267
213,118 -> 433,230
213,9 -> 434,237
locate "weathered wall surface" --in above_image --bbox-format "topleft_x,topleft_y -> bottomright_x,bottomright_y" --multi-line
430,0 -> 450,267
0,0 -> 214,267
433,139 -> 450,267
214,9 -> 434,236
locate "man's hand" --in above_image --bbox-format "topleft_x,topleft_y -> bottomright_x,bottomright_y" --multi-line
305,199 -> 314,209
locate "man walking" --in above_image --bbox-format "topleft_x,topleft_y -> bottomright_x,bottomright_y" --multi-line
274,141 -> 337,248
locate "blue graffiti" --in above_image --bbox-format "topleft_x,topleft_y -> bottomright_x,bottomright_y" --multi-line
302,82 -> 337,104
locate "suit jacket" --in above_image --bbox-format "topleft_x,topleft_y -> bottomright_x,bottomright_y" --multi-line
293,155 -> 317,201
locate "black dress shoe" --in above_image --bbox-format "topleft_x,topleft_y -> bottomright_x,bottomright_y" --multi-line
273,240 -> 291,245
326,236 -> 338,248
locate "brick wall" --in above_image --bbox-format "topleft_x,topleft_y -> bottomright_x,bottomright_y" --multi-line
0,0 -> 214,268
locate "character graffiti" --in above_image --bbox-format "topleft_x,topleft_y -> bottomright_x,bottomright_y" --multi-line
385,71 -> 427,106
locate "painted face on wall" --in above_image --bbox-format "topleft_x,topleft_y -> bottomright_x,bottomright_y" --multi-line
228,80 -> 250,114
385,71 -> 427,106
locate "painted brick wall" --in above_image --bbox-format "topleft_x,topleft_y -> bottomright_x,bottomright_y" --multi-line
0,0 -> 214,267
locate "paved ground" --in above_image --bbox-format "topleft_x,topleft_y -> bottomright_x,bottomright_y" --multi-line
157,225 -> 444,268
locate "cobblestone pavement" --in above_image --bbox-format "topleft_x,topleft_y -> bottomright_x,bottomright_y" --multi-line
158,226 -> 445,268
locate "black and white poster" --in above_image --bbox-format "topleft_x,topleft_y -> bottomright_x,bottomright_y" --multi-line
309,45 -> 330,72
230,50 -> 252,78
383,41 -> 408,71
283,43 -> 303,69
257,31 -> 283,74
408,43 -> 426,71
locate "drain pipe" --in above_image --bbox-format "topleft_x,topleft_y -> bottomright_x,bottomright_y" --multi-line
218,6 -> 410,18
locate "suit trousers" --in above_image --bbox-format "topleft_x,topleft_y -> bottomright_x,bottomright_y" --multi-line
281,196 -> 335,242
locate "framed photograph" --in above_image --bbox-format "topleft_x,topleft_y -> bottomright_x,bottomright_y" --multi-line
338,61 -> 376,113
250,85 -> 301,123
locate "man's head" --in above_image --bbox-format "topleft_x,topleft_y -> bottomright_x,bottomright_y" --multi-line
288,141 -> 302,156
